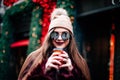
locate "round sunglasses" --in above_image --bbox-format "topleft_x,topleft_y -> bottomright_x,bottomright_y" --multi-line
50,31 -> 71,41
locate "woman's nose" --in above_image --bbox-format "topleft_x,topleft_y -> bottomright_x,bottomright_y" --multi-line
57,35 -> 62,40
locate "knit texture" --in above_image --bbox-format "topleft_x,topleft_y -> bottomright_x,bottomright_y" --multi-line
48,8 -> 73,33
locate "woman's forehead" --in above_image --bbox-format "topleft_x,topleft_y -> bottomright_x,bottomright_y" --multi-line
54,27 -> 69,32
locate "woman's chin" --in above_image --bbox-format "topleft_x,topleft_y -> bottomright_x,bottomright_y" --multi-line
55,46 -> 65,49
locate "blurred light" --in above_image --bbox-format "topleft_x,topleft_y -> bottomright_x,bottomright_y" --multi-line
11,39 -> 29,48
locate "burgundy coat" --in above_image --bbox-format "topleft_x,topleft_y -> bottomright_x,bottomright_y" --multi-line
26,60 -> 86,80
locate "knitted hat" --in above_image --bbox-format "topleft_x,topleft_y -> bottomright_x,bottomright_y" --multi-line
48,8 -> 73,33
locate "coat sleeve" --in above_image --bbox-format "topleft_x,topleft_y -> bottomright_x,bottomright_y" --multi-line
26,60 -> 50,80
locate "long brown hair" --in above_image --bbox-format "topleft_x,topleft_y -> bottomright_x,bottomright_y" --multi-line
18,29 -> 91,80
69,34 -> 91,80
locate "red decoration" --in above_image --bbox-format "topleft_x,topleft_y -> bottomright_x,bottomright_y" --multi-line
11,39 -> 29,48
3,0 -> 18,6
109,24 -> 115,80
33,0 -> 56,43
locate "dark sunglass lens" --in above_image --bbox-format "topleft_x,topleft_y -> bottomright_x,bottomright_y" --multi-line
50,32 -> 59,40
61,32 -> 70,40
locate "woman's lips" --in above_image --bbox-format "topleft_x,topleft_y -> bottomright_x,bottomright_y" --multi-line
56,42 -> 64,45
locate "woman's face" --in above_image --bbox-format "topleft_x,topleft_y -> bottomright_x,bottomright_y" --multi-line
51,28 -> 70,49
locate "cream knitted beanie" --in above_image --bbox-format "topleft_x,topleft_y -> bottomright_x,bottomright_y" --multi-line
48,8 -> 73,33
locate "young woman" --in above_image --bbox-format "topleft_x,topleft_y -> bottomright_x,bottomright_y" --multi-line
18,8 -> 91,80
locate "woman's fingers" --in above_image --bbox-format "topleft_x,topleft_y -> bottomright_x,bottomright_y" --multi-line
52,56 -> 63,61
51,59 -> 62,65
59,51 -> 69,59
47,62 -> 59,70
45,55 -> 63,72
45,61 -> 59,73
45,50 -> 73,72
59,58 -> 73,71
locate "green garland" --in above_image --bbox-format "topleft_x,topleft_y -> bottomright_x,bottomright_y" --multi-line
0,0 -> 41,79
0,14 -> 13,80
5,0 -> 34,16
57,0 -> 75,23
27,6 -> 43,54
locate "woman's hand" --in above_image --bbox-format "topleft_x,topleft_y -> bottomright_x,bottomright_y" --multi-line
45,52 -> 63,73
59,51 -> 73,71
45,51 -> 73,73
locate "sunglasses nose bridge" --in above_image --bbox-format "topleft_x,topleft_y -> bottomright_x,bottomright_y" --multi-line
57,34 -> 62,40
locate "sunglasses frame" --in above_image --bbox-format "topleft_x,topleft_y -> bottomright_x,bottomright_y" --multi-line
50,31 -> 71,41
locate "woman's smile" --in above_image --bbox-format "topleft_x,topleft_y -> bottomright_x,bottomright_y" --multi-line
56,42 -> 64,45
